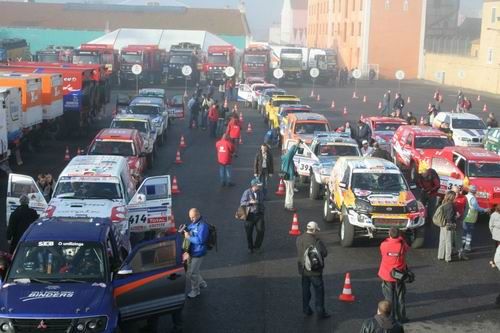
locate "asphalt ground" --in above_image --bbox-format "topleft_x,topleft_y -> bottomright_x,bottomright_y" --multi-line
0,78 -> 499,333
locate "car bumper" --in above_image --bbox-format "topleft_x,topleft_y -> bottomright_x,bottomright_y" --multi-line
346,210 -> 425,231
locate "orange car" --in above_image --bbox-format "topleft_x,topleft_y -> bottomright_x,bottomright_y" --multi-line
281,112 -> 331,152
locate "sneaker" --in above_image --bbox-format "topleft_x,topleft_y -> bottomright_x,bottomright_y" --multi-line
464,246 -> 472,253
187,290 -> 200,299
200,281 -> 208,289
293,188 -> 299,193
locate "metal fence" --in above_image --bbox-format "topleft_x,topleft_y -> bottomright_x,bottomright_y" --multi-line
424,37 -> 474,57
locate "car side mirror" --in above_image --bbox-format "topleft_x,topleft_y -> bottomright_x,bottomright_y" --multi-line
339,182 -> 347,189
117,269 -> 133,276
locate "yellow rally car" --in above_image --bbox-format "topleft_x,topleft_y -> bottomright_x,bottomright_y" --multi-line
323,157 -> 426,248
265,95 -> 300,128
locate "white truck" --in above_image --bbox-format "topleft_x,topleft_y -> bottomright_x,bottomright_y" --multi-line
0,86 -> 22,171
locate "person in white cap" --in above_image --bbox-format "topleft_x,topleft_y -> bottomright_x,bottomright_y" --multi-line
463,185 -> 490,252
296,221 -> 330,319
361,140 -> 374,157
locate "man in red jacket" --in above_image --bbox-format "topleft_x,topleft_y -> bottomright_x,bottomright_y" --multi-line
416,166 -> 441,222
378,227 -> 410,323
216,134 -> 235,187
226,114 -> 241,156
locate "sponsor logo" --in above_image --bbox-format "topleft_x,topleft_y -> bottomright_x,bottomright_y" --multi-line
21,291 -> 74,302
37,320 -> 48,330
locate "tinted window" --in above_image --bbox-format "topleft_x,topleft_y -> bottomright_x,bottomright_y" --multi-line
273,100 -> 299,107
130,105 -> 161,116
129,240 -> 177,273
295,123 -> 328,134
111,120 -> 147,133
451,119 -> 486,129
317,144 -> 360,157
374,123 -> 403,131
467,162 -> 500,178
89,141 -> 135,157
54,180 -> 122,200
351,172 -> 407,192
415,137 -> 453,149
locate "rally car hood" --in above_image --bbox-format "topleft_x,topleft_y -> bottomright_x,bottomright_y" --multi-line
313,158 -> 337,175
297,134 -> 315,144
352,189 -> 416,205
0,283 -> 109,316
415,148 -> 443,159
48,198 -> 121,218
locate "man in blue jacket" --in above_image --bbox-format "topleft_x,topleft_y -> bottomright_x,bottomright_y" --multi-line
184,208 -> 209,298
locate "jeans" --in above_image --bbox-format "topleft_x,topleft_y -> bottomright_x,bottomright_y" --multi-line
438,226 -> 453,261
219,164 -> 232,185
302,275 -> 325,314
189,112 -> 199,128
284,179 -> 295,209
258,168 -> 270,199
421,192 -> 438,223
186,256 -> 205,293
245,212 -> 265,250
200,109 -> 208,129
382,104 -> 390,116
231,138 -> 239,155
463,222 -> 475,250
209,120 -> 217,138
381,280 -> 407,322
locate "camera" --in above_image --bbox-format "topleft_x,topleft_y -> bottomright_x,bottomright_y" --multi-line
178,224 -> 187,233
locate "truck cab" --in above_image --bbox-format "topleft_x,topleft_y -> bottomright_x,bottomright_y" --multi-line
166,43 -> 202,85
0,218 -> 184,332
120,45 -> 166,85
206,45 -> 236,84
279,48 -> 303,85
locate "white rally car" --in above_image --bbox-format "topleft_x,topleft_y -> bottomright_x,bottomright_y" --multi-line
238,83 -> 275,108
432,112 -> 487,147
6,155 -> 173,254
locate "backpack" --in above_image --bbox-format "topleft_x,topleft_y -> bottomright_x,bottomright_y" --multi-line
432,204 -> 446,227
205,223 -> 218,251
304,240 -> 324,272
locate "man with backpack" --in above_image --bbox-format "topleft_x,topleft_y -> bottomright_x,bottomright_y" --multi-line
296,221 -> 330,319
184,208 -> 210,298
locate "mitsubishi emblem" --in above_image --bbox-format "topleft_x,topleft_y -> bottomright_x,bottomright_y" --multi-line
37,320 -> 47,330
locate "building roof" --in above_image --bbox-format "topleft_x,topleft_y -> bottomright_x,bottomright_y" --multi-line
0,2 -> 250,36
290,0 -> 308,10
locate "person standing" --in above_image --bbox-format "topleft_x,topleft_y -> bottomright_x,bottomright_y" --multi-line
405,111 -> 417,125
456,90 -> 465,113
463,185 -> 489,252
437,191 -> 457,263
416,166 -> 440,222
215,134 -> 235,187
188,95 -> 201,129
452,186 -> 468,261
382,90 -> 391,116
184,208 -> 209,299
360,300 -> 405,333
7,194 -> 39,253
393,93 -> 405,113
200,94 -> 214,130
353,119 -> 372,147
240,179 -> 265,253
218,81 -> 226,102
281,142 -> 300,212
254,144 -> 274,199
487,113 -> 498,128
378,227 -> 409,323
489,204 -> 500,270
207,80 -> 215,97
296,221 -> 330,318
226,114 -> 241,156
361,140 -> 374,157
461,96 -> 472,113
208,103 -> 219,138
371,142 -> 392,161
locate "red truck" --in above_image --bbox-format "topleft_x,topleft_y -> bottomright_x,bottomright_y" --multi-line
119,45 -> 167,86
242,44 -> 271,81
35,46 -> 74,63
205,45 -> 237,84
74,44 -> 119,86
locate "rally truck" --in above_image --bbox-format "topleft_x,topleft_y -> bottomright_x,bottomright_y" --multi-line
323,157 -> 426,248
205,45 -> 239,84
166,43 -> 202,85
242,44 -> 272,81
279,48 -> 303,85
119,45 -> 167,85
0,218 -> 184,333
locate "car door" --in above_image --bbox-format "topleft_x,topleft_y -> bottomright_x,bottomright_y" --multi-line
127,176 -> 172,233
6,174 -> 48,225
113,234 -> 185,322
293,143 -> 317,177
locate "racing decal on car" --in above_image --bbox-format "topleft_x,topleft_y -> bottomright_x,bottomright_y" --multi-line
21,291 -> 75,302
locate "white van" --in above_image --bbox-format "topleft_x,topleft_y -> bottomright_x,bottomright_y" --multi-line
6,155 -> 173,254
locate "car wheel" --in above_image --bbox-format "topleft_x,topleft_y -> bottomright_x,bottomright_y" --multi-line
147,153 -> 154,169
410,227 -> 425,249
340,212 -> 355,247
309,176 -> 321,200
323,196 -> 335,222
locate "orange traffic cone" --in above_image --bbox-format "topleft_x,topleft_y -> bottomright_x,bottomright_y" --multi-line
377,101 -> 382,110
338,272 -> 356,302
407,96 -> 411,104
331,100 -> 335,109
239,112 -> 243,122
420,116 -> 424,125
64,146 -> 70,162
275,178 -> 286,196
343,106 -> 348,116
179,135 -> 187,148
310,90 -> 315,98
183,90 -> 188,98
316,94 -> 321,102
477,95 -> 481,101
166,213 -> 177,234
363,95 -> 367,103
174,150 -> 183,164
483,104 -> 488,112
352,91 -> 357,99
247,123 -> 253,133
288,213 -> 301,236
171,176 -> 181,194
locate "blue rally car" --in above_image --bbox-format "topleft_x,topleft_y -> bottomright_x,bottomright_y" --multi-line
0,218 -> 185,332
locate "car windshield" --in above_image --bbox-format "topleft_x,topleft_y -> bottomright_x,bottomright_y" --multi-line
208,54 -> 229,64
295,123 -> 329,134
121,53 -> 142,63
282,108 -> 310,116
170,95 -> 183,106
89,141 -> 135,156
451,118 -> 486,129
317,144 -> 360,157
8,241 -> 106,283
245,54 -> 266,64
273,100 -> 299,107
130,105 -> 161,116
467,162 -> 500,178
351,172 -> 407,192
374,123 -> 403,131
111,120 -> 147,134
415,136 -> 453,149
170,55 -> 190,64
73,55 -> 99,65
54,180 -> 122,200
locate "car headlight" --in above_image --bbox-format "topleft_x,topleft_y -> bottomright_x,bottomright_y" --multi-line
0,320 -> 13,333
460,137 -> 471,141
476,191 -> 489,199
407,200 -> 419,213
75,316 -> 107,332
355,198 -> 373,214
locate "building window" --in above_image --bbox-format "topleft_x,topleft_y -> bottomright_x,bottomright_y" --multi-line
337,23 -> 341,35
358,22 -> 362,36
344,22 -> 347,42
332,0 -> 335,12
345,0 -> 349,18
385,0 -> 390,10
339,0 -> 342,13
351,22 -> 354,36
360,0 -> 363,11
487,48 -> 494,64
403,0 -> 409,11
353,0 -> 356,11
492,8 -> 497,24
332,23 -> 335,35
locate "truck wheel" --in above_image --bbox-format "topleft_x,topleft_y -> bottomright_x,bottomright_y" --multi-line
147,153 -> 154,169
411,227 -> 425,249
323,196 -> 335,222
340,213 -> 355,247
309,177 -> 321,200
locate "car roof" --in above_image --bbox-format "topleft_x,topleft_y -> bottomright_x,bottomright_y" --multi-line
438,112 -> 481,120
367,116 -> 407,124
139,88 -> 165,95
441,146 -> 500,161
60,155 -> 127,178
22,219 -> 110,243
113,114 -> 151,122
263,88 -> 286,93
340,157 -> 400,171
313,132 -> 358,145
273,95 -> 300,100
399,125 -> 448,136
95,128 -> 138,140
289,112 -> 327,121
130,96 -> 164,105
280,104 -> 311,110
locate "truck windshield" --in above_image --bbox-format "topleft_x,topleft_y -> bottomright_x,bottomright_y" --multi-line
170,55 -> 191,64
37,53 -> 58,62
89,141 -> 135,157
130,104 -> 161,116
73,55 -> 100,65
415,136 -> 453,149
208,54 -> 229,64
351,172 -> 407,192
121,53 -> 142,63
111,120 -> 148,134
374,123 -> 403,131
280,56 -> 302,67
8,241 -> 106,283
245,54 -> 266,64
467,162 -> 500,178
54,180 -> 122,200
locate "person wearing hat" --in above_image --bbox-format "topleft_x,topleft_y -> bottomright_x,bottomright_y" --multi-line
240,179 -> 265,253
353,119 -> 372,147
7,194 -> 39,253
463,185 -> 490,252
296,221 -> 330,318
361,140 -> 374,157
